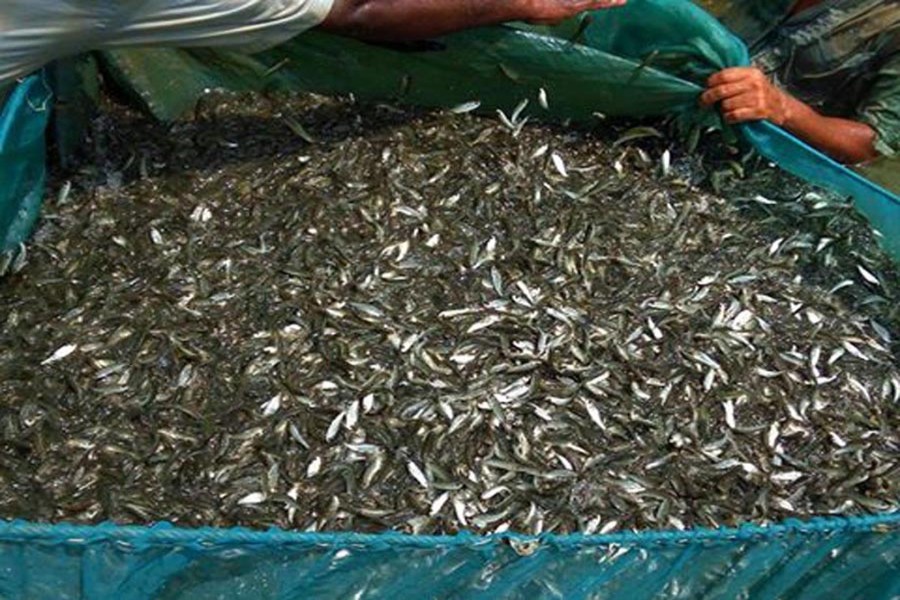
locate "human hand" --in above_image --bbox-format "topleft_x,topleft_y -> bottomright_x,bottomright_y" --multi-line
522,0 -> 627,25
700,67 -> 793,126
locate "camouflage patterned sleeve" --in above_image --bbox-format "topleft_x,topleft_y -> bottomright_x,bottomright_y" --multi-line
857,53 -> 900,157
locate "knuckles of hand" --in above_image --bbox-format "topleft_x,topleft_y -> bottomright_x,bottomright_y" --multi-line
703,68 -> 786,125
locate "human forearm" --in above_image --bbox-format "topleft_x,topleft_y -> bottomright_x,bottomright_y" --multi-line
321,0 -> 523,41
319,0 -> 623,42
779,95 -> 878,165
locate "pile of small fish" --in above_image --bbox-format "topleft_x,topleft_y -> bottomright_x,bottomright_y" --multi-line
0,91 -> 897,535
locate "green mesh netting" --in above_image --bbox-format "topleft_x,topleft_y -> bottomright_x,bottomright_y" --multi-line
0,516 -> 898,599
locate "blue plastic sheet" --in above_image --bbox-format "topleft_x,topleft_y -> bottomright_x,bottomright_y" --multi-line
0,515 -> 897,599
0,74 -> 51,253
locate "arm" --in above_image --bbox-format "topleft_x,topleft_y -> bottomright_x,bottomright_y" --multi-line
701,67 -> 879,165
319,0 -> 625,43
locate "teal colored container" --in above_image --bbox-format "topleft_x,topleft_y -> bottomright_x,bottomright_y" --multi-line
743,121 -> 900,261
0,516 -> 897,599
0,74 -> 51,253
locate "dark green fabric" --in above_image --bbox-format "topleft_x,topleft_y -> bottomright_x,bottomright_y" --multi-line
48,56 -> 100,167
720,0 -> 900,156
860,153 -> 900,191
714,0 -> 797,47
0,86 -> 10,114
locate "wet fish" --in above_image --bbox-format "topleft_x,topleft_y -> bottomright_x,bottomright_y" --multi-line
0,89 -> 895,539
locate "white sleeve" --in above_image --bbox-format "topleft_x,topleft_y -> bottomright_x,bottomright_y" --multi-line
0,0 -> 336,87
0,0 -> 335,86
102,0 -> 337,54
